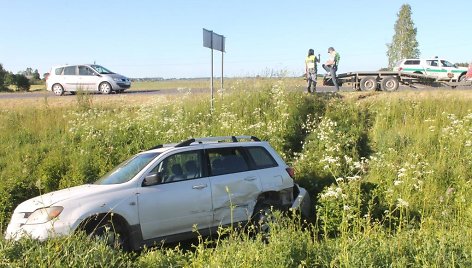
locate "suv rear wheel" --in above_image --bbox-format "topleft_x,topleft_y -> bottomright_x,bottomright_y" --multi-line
251,202 -> 280,242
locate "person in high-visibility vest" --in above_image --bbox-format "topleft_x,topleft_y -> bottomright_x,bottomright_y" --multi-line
322,47 -> 340,91
305,49 -> 319,93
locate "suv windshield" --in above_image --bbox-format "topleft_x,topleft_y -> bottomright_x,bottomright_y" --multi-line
90,65 -> 115,74
440,60 -> 455,68
95,152 -> 159,185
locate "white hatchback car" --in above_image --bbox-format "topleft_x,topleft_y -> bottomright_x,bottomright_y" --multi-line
394,58 -> 468,81
5,136 -> 311,250
46,64 -> 131,95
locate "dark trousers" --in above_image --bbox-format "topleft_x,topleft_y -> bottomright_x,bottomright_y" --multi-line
307,72 -> 317,93
322,64 -> 339,90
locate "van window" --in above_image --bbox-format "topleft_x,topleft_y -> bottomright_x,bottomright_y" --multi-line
63,66 -> 76,75
404,60 -> 420,65
79,66 -> 94,76
207,147 -> 249,176
246,147 -> 278,169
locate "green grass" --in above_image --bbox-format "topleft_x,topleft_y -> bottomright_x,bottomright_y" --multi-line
0,81 -> 472,267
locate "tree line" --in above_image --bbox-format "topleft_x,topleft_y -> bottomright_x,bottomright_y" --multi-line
0,64 -> 42,92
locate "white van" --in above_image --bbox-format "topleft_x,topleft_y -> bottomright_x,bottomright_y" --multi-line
46,64 -> 131,95
394,58 -> 468,81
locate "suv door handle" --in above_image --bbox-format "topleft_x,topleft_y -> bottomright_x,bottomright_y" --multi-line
192,184 -> 208,190
244,177 -> 257,181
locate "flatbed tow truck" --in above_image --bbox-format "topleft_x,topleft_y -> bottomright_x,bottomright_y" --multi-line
323,65 -> 472,91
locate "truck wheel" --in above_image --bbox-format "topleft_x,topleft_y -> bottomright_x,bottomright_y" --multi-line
459,74 -> 466,82
359,76 -> 377,91
380,76 -> 399,91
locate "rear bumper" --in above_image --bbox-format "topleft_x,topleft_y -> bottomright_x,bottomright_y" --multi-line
291,184 -> 311,219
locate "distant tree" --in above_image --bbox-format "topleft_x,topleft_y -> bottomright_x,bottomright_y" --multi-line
7,73 -> 30,91
33,69 -> 40,80
386,4 -> 420,69
4,72 -> 14,87
0,64 -> 6,91
455,62 -> 469,67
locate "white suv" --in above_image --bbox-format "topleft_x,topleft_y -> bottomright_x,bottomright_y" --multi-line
46,64 -> 131,95
5,136 -> 311,250
394,58 -> 468,81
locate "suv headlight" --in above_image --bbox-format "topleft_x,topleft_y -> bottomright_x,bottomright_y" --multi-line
113,77 -> 123,82
25,206 -> 63,224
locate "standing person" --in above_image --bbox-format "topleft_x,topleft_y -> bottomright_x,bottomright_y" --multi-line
305,49 -> 319,93
322,47 -> 340,91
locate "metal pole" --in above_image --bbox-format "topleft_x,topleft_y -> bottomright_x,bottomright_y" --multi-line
221,51 -> 224,91
211,48 -> 214,112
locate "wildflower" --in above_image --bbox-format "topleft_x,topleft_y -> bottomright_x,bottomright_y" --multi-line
394,180 -> 403,186
396,198 -> 409,208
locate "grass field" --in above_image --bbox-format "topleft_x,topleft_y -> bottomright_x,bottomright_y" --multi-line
0,79 -> 471,267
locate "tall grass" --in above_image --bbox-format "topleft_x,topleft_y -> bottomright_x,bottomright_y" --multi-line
1,85 -> 472,267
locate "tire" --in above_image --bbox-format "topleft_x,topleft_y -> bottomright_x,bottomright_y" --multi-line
459,74 -> 466,82
52,84 -> 64,96
90,220 -> 129,250
380,76 -> 399,91
359,76 -> 377,91
251,203 -> 278,242
99,82 -> 112,94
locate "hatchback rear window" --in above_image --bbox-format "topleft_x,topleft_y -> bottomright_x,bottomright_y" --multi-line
54,67 -> 64,75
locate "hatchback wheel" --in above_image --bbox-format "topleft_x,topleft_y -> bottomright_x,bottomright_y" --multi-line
52,84 -> 64,96
99,82 -> 112,94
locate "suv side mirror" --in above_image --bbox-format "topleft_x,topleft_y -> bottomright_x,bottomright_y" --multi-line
143,173 -> 161,186
454,64 -> 458,68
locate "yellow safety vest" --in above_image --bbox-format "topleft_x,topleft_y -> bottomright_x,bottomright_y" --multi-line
305,55 -> 317,70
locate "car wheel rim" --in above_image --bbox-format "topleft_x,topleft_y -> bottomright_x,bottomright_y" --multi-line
101,83 -> 111,93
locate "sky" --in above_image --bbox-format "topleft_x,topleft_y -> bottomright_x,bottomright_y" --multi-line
0,0 -> 470,79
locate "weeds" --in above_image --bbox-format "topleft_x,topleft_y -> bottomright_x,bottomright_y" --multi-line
0,84 -> 472,266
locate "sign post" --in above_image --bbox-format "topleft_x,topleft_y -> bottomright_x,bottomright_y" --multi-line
203,28 -> 225,112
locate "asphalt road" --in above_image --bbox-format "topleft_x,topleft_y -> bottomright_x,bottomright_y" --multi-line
0,84 -> 467,100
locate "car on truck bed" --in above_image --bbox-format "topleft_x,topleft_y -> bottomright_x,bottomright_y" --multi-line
394,58 -> 468,81
5,136 -> 311,250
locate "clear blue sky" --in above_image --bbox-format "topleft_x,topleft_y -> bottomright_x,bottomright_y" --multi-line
0,0 -> 470,78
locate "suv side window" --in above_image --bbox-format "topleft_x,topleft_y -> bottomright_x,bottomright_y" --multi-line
148,150 -> 202,184
404,60 -> 420,65
427,60 -> 438,67
63,66 -> 77,75
246,146 -> 278,169
208,147 -> 249,176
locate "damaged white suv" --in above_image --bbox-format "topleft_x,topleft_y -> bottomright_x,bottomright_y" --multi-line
5,136 -> 311,250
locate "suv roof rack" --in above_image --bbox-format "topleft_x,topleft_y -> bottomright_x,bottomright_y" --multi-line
147,136 -> 261,150
176,136 -> 261,147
